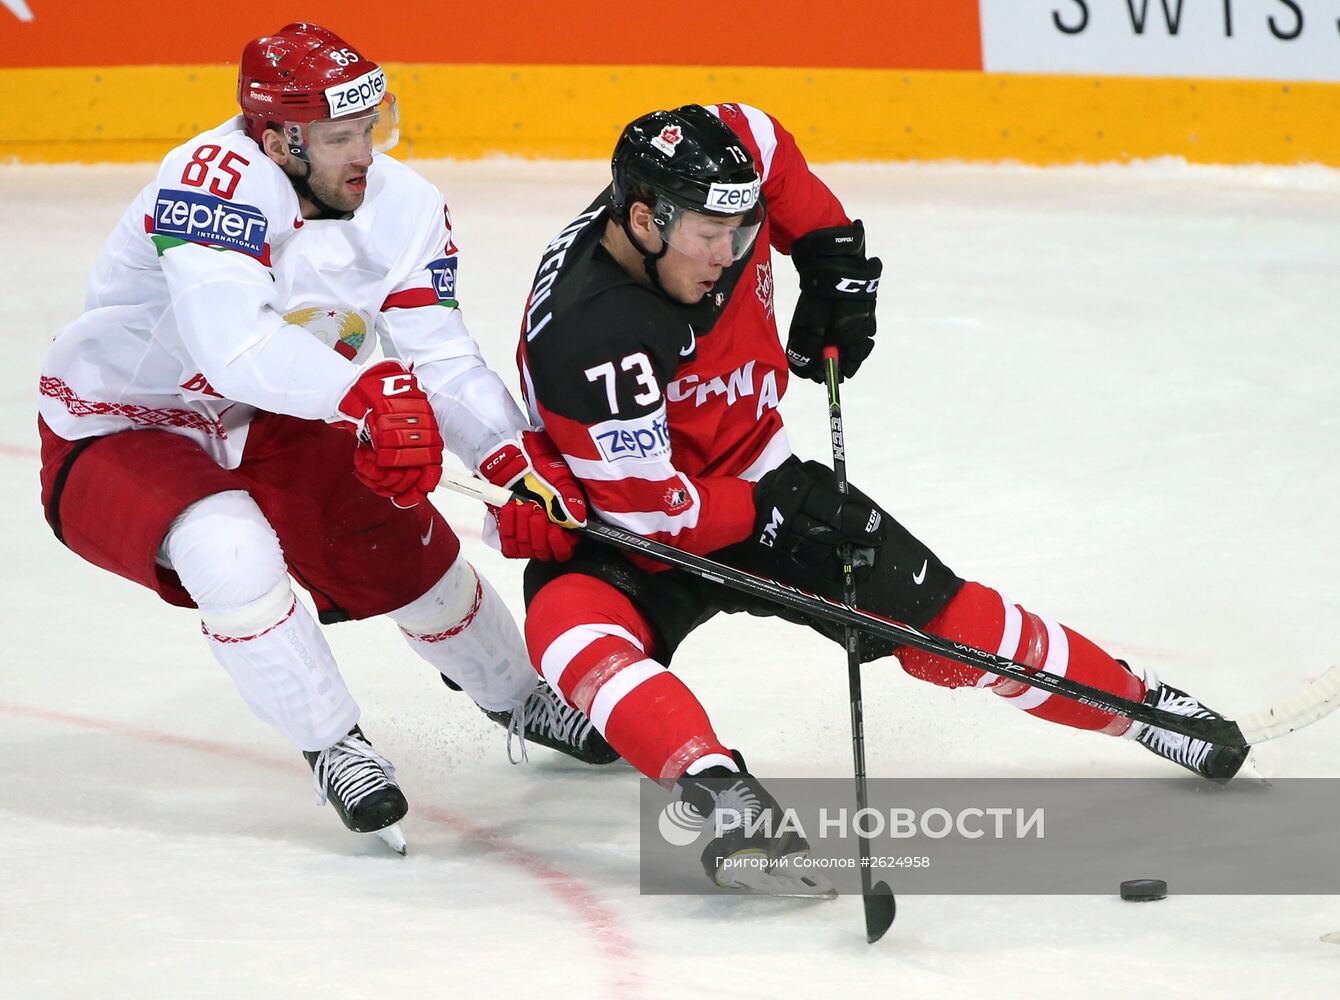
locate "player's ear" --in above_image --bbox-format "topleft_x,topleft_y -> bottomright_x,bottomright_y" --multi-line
628,200 -> 658,245
261,127 -> 290,166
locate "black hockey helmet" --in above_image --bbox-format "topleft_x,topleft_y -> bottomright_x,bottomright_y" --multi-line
610,105 -> 762,264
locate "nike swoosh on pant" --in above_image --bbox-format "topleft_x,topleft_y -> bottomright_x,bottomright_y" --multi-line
912,559 -> 927,585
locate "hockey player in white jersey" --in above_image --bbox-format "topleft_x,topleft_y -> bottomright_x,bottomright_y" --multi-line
37,22 -> 613,853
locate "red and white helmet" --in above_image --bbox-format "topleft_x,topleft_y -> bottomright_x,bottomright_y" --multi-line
237,23 -> 398,163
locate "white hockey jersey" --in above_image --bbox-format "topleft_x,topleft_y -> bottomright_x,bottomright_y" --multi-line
39,117 -> 527,470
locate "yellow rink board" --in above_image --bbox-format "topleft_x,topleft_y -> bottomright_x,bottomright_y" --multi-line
2,63 -> 1337,166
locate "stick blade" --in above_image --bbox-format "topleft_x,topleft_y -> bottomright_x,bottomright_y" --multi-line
864,881 -> 896,943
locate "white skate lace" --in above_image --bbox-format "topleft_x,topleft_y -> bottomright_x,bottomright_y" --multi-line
1136,687 -> 1215,771
503,685 -> 596,764
504,709 -> 529,765
311,733 -> 398,810
524,685 -> 594,744
711,781 -> 766,831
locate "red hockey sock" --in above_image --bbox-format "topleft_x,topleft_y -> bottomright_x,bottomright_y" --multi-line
898,581 -> 1144,735
525,575 -> 734,782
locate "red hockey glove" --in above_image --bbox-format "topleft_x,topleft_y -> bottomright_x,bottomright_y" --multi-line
786,220 -> 882,383
337,360 -> 444,508
479,430 -> 587,560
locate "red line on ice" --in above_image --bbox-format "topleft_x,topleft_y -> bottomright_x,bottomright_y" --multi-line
0,701 -> 644,998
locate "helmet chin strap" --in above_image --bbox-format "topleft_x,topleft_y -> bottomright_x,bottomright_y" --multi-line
621,214 -> 670,294
289,157 -> 348,221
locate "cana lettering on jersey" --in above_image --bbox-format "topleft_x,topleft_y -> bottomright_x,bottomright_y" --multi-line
153,189 -> 269,259
667,359 -> 780,418
428,256 -> 458,300
705,179 -> 759,213
325,68 -> 386,118
590,413 -> 672,463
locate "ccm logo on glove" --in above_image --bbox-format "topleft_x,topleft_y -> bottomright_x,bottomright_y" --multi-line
786,220 -> 882,383
336,359 -> 443,508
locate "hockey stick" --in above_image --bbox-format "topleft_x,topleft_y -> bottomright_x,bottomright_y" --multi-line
823,346 -> 896,944
439,476 -> 1340,750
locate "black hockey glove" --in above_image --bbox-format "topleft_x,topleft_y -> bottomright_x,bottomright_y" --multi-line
751,459 -> 885,576
785,220 -> 883,383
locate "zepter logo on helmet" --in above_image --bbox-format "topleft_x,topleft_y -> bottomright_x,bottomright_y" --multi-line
611,105 -> 763,264
237,22 -> 399,166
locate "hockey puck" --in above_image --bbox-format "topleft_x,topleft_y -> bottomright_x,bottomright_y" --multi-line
1119,879 -> 1167,902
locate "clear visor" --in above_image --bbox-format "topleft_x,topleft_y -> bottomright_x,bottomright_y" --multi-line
287,94 -> 399,166
656,200 -> 761,264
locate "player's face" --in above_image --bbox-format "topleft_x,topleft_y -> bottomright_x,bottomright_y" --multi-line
302,117 -> 378,212
272,97 -> 399,217
653,211 -> 746,304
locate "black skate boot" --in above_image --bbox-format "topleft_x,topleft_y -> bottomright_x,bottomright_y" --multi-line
1129,679 -> 1251,784
676,764 -> 833,898
481,681 -> 620,765
304,726 -> 409,852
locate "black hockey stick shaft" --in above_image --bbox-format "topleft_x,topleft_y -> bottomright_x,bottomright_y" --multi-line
562,520 -> 1246,746
824,347 -> 896,944
440,480 -> 1247,748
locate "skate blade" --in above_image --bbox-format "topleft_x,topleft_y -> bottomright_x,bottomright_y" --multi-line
1237,754 -> 1271,786
719,862 -> 837,900
372,823 -> 407,856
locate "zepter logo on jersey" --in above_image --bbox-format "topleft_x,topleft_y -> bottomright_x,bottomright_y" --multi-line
151,190 -> 270,261
284,306 -> 370,361
588,412 -> 672,464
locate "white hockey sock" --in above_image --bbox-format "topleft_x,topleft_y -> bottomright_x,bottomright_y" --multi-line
165,491 -> 359,752
198,580 -> 360,752
389,559 -> 537,713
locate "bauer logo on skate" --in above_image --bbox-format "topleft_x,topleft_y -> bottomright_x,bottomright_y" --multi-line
590,413 -> 672,463
152,190 -> 268,259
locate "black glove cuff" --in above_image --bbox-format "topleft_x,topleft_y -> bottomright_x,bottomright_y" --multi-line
791,220 -> 867,264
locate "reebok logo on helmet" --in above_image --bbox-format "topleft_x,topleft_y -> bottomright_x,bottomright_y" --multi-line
325,68 -> 386,118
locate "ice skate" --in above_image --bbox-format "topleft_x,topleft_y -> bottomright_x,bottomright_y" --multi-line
1128,676 -> 1251,784
481,681 -> 621,765
305,726 -> 409,854
677,766 -> 835,899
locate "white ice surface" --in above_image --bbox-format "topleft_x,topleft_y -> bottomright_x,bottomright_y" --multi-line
2,157 -> 1338,999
